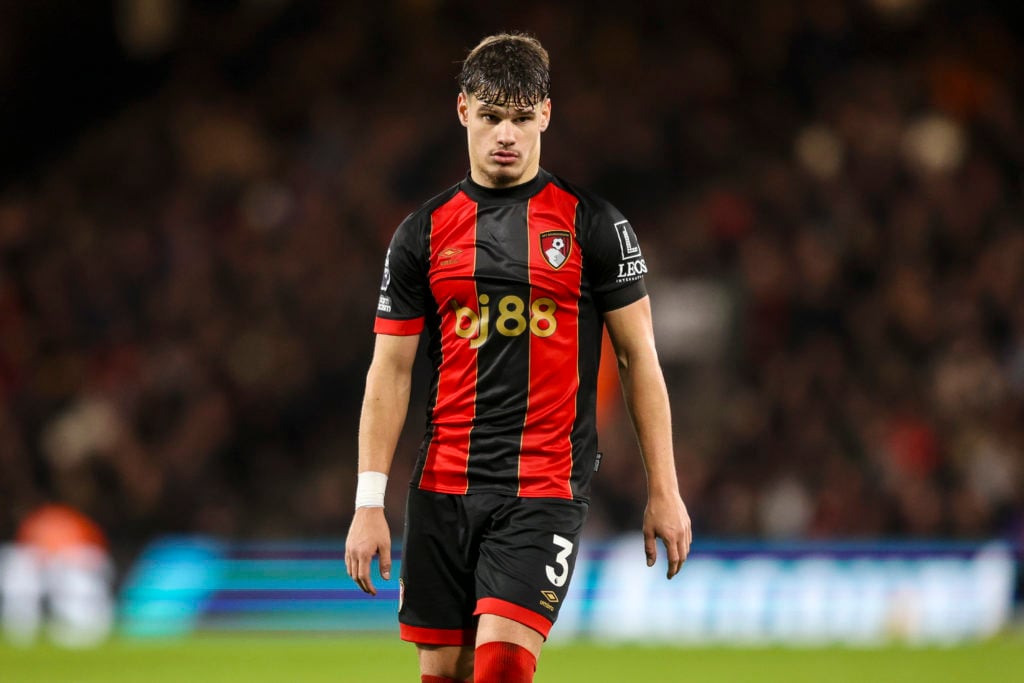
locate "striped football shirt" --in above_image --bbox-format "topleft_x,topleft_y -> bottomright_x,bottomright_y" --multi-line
374,168 -> 647,501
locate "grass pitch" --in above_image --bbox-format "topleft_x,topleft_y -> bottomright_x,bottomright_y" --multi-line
2,634 -> 1022,682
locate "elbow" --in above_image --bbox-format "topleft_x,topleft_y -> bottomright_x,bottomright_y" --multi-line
615,341 -> 659,373
367,359 -> 413,390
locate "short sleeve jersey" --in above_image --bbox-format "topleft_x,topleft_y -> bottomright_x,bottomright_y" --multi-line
375,169 -> 648,502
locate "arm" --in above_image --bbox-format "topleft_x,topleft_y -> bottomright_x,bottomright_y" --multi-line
605,296 -> 692,578
344,332 -> 419,595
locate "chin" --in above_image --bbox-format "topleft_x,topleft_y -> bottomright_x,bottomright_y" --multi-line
487,165 -> 524,186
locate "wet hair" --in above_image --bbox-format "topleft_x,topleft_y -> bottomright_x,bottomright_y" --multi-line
458,32 -> 550,109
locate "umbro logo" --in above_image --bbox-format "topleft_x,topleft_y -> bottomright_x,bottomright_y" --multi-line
539,590 -> 559,612
439,247 -> 463,266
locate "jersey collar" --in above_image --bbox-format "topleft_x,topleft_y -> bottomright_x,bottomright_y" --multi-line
460,168 -> 551,203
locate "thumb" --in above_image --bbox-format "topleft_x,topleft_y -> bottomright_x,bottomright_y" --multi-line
644,530 -> 657,568
379,544 -> 392,581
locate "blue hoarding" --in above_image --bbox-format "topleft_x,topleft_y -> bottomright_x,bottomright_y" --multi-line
116,537 -> 1018,644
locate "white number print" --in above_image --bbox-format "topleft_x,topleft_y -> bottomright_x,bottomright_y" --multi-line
545,534 -> 574,588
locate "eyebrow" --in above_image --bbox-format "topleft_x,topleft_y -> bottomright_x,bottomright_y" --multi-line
479,104 -> 536,116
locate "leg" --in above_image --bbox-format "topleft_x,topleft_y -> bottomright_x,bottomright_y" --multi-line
474,614 -> 542,682
418,644 -> 474,682
476,614 -> 543,658
400,489 -> 480,681
469,497 -> 588,681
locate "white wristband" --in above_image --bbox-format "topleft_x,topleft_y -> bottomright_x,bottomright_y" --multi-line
355,471 -> 388,509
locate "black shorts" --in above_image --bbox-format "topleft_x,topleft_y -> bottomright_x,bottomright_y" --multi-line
398,487 -> 588,645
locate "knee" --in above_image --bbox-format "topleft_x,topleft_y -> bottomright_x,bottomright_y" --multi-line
473,641 -> 537,683
418,644 -> 474,681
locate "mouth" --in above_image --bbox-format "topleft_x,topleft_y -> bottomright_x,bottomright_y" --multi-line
491,150 -> 519,165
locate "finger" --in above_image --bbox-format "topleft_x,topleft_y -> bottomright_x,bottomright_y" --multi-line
363,562 -> 377,596
644,530 -> 657,567
665,537 -> 682,579
356,554 -> 377,596
379,544 -> 392,582
346,550 -> 361,586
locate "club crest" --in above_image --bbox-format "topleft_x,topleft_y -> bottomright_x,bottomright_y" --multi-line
540,230 -> 572,269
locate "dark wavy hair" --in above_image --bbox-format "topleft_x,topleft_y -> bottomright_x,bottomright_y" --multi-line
458,33 -> 550,109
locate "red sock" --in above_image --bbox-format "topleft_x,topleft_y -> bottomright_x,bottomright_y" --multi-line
473,641 -> 536,683
421,676 -> 464,683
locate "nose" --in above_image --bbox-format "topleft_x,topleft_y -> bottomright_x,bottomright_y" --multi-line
495,119 -> 516,146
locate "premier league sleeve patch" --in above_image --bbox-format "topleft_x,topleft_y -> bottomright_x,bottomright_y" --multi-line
380,248 -> 392,291
540,230 -> 572,270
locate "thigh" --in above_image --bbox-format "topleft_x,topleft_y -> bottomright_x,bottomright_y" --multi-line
473,497 -> 588,639
399,488 -> 478,646
417,644 -> 474,680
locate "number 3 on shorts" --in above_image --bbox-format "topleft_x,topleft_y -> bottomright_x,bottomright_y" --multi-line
545,534 -> 573,587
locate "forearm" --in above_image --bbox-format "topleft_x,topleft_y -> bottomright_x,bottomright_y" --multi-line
347,335 -> 416,593
618,353 -> 678,497
357,361 -> 412,476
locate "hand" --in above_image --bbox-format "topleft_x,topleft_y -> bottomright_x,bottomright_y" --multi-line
344,507 -> 392,595
642,491 -> 692,579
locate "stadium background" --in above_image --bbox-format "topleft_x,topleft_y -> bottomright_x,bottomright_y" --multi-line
1,0 -> 1022,679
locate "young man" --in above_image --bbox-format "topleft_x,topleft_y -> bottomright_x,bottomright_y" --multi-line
345,33 -> 691,683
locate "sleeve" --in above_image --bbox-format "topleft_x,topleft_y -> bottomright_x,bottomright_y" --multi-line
581,199 -> 649,313
373,214 -> 430,335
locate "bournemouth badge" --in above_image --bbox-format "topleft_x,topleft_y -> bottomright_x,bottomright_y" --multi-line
540,230 -> 572,269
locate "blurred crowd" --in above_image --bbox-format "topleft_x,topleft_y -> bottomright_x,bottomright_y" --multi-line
1,0 -> 1022,559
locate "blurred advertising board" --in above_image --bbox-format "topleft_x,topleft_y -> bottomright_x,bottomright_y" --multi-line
0,544 -> 115,647
112,537 -> 1017,645
558,539 -> 1016,645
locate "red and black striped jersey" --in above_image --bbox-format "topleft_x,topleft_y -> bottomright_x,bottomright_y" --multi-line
374,169 -> 648,502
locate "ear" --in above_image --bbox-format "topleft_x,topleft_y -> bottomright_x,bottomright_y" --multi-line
538,98 -> 552,133
457,92 -> 470,128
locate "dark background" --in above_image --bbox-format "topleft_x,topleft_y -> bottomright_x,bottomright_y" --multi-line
1,0 -> 1022,568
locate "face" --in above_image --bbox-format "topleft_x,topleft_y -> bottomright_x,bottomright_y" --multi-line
458,92 -> 551,188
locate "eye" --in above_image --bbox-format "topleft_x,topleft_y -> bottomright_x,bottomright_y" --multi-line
482,114 -> 498,122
